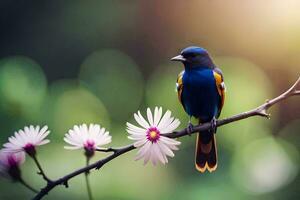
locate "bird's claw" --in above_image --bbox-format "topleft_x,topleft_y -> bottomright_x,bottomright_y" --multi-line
210,117 -> 217,134
187,122 -> 194,136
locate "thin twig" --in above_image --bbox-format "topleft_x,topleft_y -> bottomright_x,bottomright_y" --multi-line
19,177 -> 38,193
31,154 -> 52,183
32,76 -> 300,200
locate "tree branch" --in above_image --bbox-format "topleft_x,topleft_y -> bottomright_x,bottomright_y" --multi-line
32,76 -> 300,200
95,147 -> 118,153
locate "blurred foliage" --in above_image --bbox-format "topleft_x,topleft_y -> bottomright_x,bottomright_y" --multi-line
0,1 -> 299,200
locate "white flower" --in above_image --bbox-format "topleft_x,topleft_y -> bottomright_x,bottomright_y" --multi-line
127,107 -> 181,165
0,150 -> 25,180
3,125 -> 50,155
64,124 -> 112,155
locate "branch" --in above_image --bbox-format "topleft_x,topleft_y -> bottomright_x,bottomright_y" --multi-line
166,76 -> 300,138
32,76 -> 300,200
95,147 -> 118,153
32,145 -> 135,200
30,154 -> 52,183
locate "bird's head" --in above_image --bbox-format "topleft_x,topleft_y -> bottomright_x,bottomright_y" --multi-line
171,46 -> 214,68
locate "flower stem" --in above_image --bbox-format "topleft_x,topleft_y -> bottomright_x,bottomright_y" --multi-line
19,177 -> 38,193
85,157 -> 93,200
31,154 -> 51,182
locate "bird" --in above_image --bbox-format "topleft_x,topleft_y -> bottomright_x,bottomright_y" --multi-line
171,46 -> 226,173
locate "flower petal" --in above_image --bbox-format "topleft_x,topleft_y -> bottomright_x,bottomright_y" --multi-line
153,143 -> 166,164
157,110 -> 172,130
126,122 -> 147,133
147,108 -> 154,126
160,119 -> 181,134
133,138 -> 148,148
134,111 -> 150,129
153,107 -> 162,126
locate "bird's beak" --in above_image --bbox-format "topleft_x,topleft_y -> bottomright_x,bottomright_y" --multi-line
171,55 -> 186,62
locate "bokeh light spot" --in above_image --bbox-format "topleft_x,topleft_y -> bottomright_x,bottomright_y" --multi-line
79,49 -> 144,122
231,137 -> 299,194
146,64 -> 186,122
45,80 -> 110,138
0,56 -> 47,120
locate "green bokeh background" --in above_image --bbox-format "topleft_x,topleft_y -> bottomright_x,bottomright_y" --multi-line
0,1 -> 299,200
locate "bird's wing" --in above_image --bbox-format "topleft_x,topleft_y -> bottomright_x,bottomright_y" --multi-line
176,70 -> 185,106
213,68 -> 226,117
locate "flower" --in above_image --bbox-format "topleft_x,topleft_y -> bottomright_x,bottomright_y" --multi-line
64,124 -> 112,157
0,150 -> 25,180
3,125 -> 50,156
127,107 -> 181,165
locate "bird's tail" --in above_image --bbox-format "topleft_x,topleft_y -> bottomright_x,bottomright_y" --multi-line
195,121 -> 217,173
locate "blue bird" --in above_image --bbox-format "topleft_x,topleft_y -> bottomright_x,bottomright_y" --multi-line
171,46 -> 226,173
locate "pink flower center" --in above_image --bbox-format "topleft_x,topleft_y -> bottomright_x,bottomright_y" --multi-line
6,154 -> 21,180
146,127 -> 160,143
84,140 -> 95,150
84,139 -> 95,158
24,143 -> 36,156
7,155 -> 18,167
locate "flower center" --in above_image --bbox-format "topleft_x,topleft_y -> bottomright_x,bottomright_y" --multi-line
7,155 -> 18,167
84,139 -> 95,158
147,127 -> 160,143
23,143 -> 36,156
7,155 -> 21,180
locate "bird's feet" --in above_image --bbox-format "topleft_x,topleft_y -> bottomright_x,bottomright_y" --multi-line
210,117 -> 217,134
187,122 -> 194,136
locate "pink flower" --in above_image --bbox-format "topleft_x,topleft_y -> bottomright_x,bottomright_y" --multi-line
127,107 -> 181,165
64,124 -> 112,157
3,125 -> 50,155
0,150 -> 25,180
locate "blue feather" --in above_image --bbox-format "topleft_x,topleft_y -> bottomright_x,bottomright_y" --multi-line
181,67 -> 220,122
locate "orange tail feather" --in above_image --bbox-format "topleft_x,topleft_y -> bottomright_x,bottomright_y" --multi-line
195,131 -> 217,173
